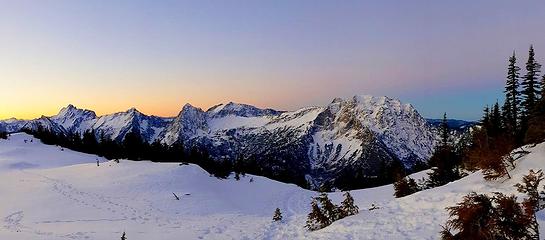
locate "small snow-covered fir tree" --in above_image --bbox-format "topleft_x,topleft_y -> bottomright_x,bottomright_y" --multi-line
317,192 -> 338,223
394,176 -> 419,198
272,208 -> 282,222
339,191 -> 359,218
305,200 -> 327,231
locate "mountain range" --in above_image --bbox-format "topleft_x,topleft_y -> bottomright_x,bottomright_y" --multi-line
1,95 -> 447,189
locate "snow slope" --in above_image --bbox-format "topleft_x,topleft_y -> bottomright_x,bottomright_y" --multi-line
1,133 -> 543,239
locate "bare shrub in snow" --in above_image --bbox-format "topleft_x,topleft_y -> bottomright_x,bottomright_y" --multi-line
515,169 -> 544,239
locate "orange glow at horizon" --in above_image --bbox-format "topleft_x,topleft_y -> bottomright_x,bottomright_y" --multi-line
0,78 -> 327,120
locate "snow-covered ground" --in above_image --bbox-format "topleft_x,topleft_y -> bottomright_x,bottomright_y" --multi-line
0,133 -> 544,239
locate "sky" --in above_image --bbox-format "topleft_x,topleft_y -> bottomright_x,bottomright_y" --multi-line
1,1 -> 545,121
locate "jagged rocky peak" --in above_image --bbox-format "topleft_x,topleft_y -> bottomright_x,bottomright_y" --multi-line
54,104 -> 97,120
182,103 -> 200,111
159,104 -> 208,145
206,102 -> 282,118
337,95 -> 406,110
179,103 -> 206,119
125,107 -> 141,114
329,95 -> 422,122
121,107 -> 147,122
316,95 -> 436,166
331,97 -> 344,103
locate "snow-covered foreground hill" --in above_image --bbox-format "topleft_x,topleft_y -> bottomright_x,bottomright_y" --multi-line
0,133 -> 544,239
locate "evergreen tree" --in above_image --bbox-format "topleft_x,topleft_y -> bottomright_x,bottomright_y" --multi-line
394,176 -> 420,198
440,113 -> 449,148
490,101 -> 502,135
501,100 -> 512,130
305,200 -> 328,231
81,130 -> 98,154
0,131 -> 7,139
149,140 -> 166,161
526,74 -> 545,143
481,105 -> 491,130
317,192 -> 339,223
233,155 -> 245,180
338,191 -> 359,218
122,131 -> 146,160
542,74 -> 545,98
272,208 -> 283,222
504,51 -> 521,137
521,45 -> 542,126
427,115 -> 461,188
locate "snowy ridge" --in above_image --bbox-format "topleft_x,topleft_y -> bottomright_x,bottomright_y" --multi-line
207,102 -> 283,118
89,108 -> 172,142
0,118 -> 27,133
0,95 -> 438,187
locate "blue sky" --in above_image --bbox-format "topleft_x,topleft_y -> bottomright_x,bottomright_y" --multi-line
1,0 -> 544,120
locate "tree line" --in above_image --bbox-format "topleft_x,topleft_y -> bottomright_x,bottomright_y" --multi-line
390,45 -> 545,239
465,45 -> 545,179
393,113 -> 464,197
305,191 -> 359,231
0,131 -> 7,139
394,45 -> 545,198
23,125 -> 304,183
23,126 -> 236,178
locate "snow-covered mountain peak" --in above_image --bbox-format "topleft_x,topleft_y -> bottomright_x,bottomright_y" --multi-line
351,95 -> 404,109
311,95 -> 436,170
331,97 -> 344,104
179,104 -> 205,117
51,105 -> 97,133
159,104 -> 208,145
206,102 -> 282,118
329,95 -> 420,121
62,104 -> 76,111
124,107 -> 143,116
55,104 -> 97,120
